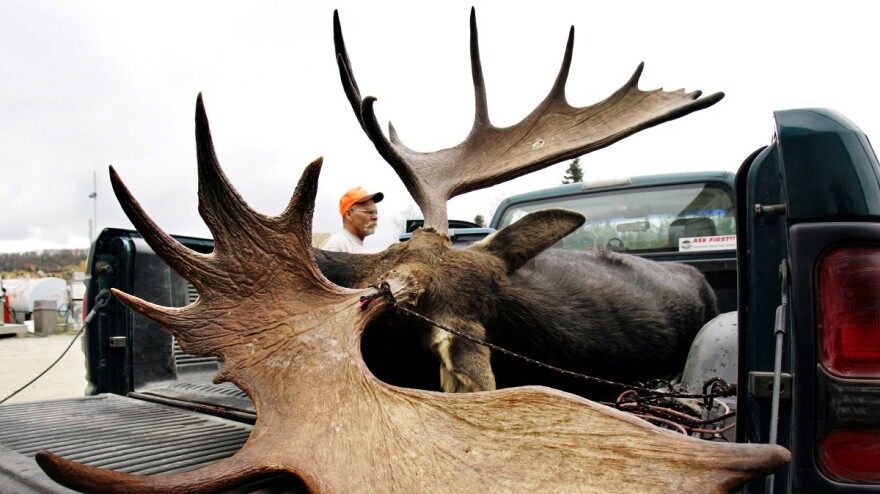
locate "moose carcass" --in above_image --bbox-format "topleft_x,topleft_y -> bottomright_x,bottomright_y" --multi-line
35,9 -> 789,494
316,224 -> 719,397
318,9 -> 719,396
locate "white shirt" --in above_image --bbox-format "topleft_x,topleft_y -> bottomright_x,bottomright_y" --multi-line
319,229 -> 364,253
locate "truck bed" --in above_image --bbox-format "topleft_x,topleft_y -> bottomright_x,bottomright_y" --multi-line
0,394 -> 306,493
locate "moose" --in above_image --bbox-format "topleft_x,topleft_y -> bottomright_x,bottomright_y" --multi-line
316,223 -> 719,397
35,8 -> 789,494
316,10 -> 720,397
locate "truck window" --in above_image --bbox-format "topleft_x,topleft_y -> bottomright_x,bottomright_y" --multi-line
497,182 -> 735,254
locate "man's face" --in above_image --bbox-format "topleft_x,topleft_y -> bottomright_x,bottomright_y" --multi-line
346,199 -> 379,239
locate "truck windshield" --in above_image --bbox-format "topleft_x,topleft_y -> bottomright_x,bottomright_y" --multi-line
497,182 -> 735,254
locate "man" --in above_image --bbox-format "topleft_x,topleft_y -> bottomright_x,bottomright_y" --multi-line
319,186 -> 384,253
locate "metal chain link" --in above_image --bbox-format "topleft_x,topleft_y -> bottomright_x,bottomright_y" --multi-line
360,281 -> 736,434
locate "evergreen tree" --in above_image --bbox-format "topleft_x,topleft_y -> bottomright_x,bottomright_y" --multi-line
473,214 -> 486,227
561,157 -> 584,184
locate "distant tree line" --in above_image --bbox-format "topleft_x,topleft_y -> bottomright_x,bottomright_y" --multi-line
0,249 -> 89,279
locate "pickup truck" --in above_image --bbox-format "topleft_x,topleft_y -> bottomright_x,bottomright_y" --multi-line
1,108 -> 877,493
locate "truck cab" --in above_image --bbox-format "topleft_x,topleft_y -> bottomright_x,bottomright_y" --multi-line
489,170 -> 738,313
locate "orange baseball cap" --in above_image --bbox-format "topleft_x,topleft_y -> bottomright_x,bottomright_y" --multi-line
339,187 -> 384,216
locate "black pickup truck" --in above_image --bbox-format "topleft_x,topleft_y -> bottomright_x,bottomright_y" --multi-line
1,108 -> 878,493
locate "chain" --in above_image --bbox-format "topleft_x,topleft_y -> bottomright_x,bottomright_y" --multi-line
361,281 -> 738,435
359,282 -> 736,403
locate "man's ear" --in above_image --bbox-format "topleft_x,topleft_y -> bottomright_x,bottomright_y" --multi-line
469,209 -> 585,273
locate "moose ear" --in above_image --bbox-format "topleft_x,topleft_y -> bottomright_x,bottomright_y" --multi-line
471,209 -> 585,272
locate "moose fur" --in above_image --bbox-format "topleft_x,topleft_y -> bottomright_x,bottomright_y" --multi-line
491,247 -> 718,395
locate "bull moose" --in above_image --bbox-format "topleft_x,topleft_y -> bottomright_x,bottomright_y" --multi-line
35,8 -> 789,494
318,10 -> 719,397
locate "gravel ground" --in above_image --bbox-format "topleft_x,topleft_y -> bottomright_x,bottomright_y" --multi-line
0,332 -> 88,405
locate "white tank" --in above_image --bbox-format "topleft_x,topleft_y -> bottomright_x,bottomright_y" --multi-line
6,277 -> 68,313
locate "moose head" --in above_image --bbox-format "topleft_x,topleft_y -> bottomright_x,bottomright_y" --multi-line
36,9 -> 789,493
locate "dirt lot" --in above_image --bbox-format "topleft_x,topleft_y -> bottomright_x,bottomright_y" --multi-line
0,332 -> 88,405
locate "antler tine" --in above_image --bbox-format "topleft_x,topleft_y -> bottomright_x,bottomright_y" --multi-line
547,25 -> 575,101
111,289 -> 206,350
466,9 -> 571,128
109,165 -> 210,290
333,10 -> 367,133
194,94 -> 264,253
36,444 -> 277,494
335,9 -> 724,233
277,157 -> 324,255
333,12 -> 447,230
468,7 -> 490,128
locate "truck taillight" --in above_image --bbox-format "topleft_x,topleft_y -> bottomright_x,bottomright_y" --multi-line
817,430 -> 880,482
816,246 -> 880,485
817,247 -> 880,378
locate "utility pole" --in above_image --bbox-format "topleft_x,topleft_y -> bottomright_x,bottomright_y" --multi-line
88,171 -> 97,240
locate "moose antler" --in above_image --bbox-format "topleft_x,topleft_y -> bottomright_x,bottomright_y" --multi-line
35,96 -> 789,494
335,8 -> 724,232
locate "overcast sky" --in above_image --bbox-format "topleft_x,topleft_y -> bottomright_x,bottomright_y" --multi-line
1,1 -> 876,253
